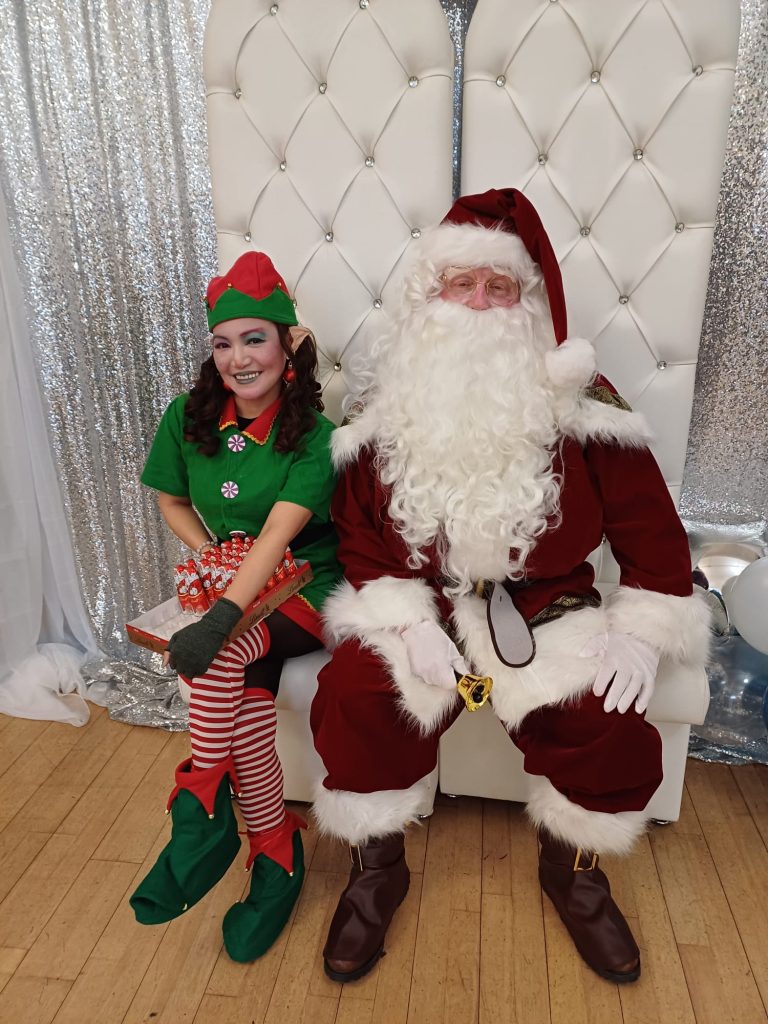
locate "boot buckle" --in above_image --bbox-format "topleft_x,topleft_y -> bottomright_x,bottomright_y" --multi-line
349,844 -> 364,870
573,847 -> 598,871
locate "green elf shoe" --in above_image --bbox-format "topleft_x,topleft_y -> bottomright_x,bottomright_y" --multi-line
222,810 -> 307,962
130,756 -> 242,925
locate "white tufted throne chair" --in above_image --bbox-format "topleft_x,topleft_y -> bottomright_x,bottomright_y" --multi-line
203,0 -> 739,822
439,0 -> 739,820
203,0 -> 455,807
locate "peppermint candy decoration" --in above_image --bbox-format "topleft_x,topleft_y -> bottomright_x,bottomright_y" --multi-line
221,481 -> 239,499
228,433 -> 246,452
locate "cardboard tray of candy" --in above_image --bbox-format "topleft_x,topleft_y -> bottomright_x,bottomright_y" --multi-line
126,543 -> 312,655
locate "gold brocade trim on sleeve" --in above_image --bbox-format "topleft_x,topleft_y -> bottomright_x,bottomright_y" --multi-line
450,590 -> 601,660
464,581 -> 602,637
528,593 -> 602,628
582,385 -> 633,412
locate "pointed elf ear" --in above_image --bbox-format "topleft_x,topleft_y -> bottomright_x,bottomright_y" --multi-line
287,325 -> 315,352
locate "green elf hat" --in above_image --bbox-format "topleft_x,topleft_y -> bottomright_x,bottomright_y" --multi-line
206,251 -> 298,330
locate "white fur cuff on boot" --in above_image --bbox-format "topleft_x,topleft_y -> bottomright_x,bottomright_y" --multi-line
312,775 -> 434,845
525,776 -> 648,856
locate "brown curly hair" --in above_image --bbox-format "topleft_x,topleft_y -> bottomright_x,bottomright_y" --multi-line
184,323 -> 324,456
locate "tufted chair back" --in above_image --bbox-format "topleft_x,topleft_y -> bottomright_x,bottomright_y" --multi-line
441,0 -> 739,819
463,0 -> 740,506
204,0 -> 454,424
203,0 -> 740,817
203,0 -> 454,807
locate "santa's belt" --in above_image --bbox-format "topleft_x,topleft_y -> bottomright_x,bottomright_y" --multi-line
450,581 -> 599,710
473,579 -> 537,668
448,578 -> 533,712
472,580 -> 601,666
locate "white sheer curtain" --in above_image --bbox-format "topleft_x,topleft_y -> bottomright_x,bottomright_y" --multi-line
0,189 -> 99,726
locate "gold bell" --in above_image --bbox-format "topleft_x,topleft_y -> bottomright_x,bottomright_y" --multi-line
456,673 -> 493,712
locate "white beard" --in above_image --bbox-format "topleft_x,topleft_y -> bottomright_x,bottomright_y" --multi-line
365,296 -> 562,596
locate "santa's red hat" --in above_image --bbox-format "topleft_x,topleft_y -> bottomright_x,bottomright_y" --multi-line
439,188 -> 567,344
403,188 -> 594,387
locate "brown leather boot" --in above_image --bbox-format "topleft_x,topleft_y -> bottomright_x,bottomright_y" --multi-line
538,831 -> 640,983
323,832 -> 410,983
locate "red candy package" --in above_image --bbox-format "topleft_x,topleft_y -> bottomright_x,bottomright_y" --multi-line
172,542 -> 302,614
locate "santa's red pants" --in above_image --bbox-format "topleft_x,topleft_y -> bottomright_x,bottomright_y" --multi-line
310,638 -> 663,815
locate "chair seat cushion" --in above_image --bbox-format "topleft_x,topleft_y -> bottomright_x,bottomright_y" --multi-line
276,650 -> 330,713
274,651 -> 707,724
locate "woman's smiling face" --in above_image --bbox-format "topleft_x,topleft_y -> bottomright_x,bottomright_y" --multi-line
211,317 -> 286,415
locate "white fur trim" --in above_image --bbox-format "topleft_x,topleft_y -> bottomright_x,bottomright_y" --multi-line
363,628 -> 460,735
311,775 -> 432,843
330,409 -> 379,470
336,391 -> 655,460
607,586 -> 712,666
526,775 -> 648,855
414,222 -> 539,282
321,577 -> 458,734
452,598 -> 608,731
545,337 -> 596,389
322,576 -> 440,644
545,338 -> 650,447
556,395 -> 653,447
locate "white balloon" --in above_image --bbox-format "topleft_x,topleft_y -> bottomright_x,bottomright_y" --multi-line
727,557 -> 768,655
720,575 -> 739,601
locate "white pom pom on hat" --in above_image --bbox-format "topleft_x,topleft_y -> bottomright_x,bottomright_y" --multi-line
544,337 -> 597,389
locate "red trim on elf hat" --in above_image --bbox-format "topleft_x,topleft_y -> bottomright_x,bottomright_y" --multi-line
207,251 -> 289,310
441,188 -> 567,344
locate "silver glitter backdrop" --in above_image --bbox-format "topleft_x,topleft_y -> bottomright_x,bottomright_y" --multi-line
0,0 -> 216,664
678,0 -> 768,525
0,0 -> 765,684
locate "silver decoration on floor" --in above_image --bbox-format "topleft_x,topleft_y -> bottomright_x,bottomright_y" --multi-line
687,519 -> 768,764
689,635 -> 768,766
82,654 -> 190,730
0,0 -> 764,733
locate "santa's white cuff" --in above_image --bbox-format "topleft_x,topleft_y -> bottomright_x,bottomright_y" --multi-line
311,775 -> 433,843
606,586 -> 712,668
322,576 -> 440,646
526,776 -> 648,856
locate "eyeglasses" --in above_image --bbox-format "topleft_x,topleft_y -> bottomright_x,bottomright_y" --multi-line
438,267 -> 521,306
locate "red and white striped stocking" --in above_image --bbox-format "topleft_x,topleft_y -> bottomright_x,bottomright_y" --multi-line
187,623 -> 269,771
230,688 -> 286,833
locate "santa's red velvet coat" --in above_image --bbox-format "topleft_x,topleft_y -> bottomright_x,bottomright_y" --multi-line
310,370 -> 710,854
309,192 -> 711,854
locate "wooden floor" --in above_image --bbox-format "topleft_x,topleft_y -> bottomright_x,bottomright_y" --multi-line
0,707 -> 767,1024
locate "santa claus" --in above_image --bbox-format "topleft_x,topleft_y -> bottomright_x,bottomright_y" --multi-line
309,188 -> 710,984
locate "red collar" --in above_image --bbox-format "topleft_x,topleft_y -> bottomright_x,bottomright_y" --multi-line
219,394 -> 282,445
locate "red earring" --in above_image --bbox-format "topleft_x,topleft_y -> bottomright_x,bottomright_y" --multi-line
282,361 -> 296,383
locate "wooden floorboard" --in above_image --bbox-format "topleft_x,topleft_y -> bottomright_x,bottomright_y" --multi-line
0,709 -> 765,1024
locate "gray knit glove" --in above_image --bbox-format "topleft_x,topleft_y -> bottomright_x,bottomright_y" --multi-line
166,597 -> 242,678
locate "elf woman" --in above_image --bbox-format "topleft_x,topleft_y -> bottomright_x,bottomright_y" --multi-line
130,251 -> 341,962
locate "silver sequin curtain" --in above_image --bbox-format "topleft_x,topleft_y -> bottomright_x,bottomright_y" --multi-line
0,1 -> 765,723
0,0 -> 216,671
678,0 -> 768,525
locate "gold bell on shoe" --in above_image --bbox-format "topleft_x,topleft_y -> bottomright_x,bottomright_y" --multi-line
456,672 -> 493,711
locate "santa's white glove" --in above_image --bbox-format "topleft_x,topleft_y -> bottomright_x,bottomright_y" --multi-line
400,621 -> 469,690
579,632 -> 659,714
